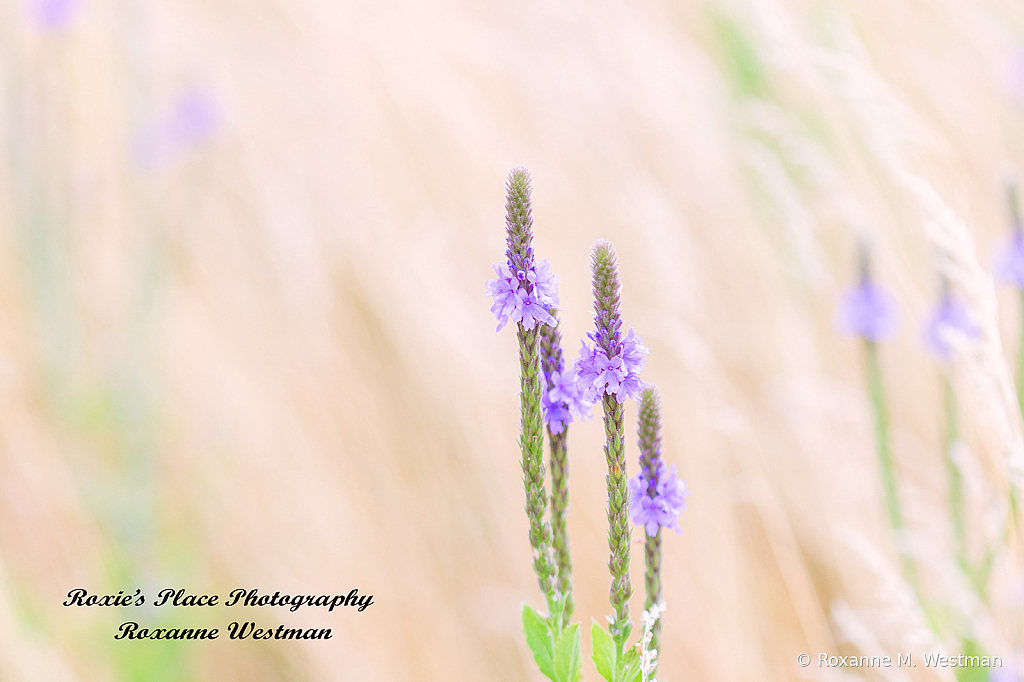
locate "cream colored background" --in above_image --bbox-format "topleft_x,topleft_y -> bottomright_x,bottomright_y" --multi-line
1,0 -> 1023,680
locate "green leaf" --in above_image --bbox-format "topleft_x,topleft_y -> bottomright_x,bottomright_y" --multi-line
615,647 -> 641,682
548,595 -> 567,635
554,623 -> 582,682
591,620 -> 616,682
523,605 -> 557,681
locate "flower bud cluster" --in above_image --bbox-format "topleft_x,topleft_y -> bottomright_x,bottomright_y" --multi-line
486,259 -> 560,332
542,368 -> 593,434
573,327 -> 649,403
628,463 -> 689,537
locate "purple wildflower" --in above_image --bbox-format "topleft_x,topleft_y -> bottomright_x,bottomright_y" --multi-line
836,281 -> 900,341
486,257 -> 559,332
486,263 -> 519,330
30,0 -> 81,31
541,396 -> 572,435
620,326 -> 649,375
501,166 -> 557,606
921,294 -> 979,361
538,311 -> 580,625
628,463 -> 689,537
530,258 -> 560,308
573,326 -> 648,403
514,291 -> 555,331
545,369 -> 592,425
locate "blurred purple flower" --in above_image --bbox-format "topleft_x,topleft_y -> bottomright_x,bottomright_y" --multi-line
541,399 -> 572,435
994,232 -> 1024,289
166,89 -> 219,144
135,88 -> 221,169
836,281 -> 900,342
921,295 -> 979,361
29,0 -> 81,31
628,463 -> 689,537
542,369 -> 592,434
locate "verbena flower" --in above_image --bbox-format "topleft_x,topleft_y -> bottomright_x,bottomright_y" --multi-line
629,463 -> 689,537
539,314 -> 581,628
836,281 -> 900,341
486,258 -> 559,331
573,326 -> 649,403
921,293 -> 978,361
495,166 -> 557,610
542,369 -> 592,435
587,239 -> 638,647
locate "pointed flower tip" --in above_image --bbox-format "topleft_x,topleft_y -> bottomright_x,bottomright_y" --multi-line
591,240 -> 620,280
591,238 -> 617,263
639,385 -> 660,407
506,166 -> 532,191
488,167 -> 559,332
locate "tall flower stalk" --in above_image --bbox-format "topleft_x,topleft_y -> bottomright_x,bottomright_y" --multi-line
489,168 -> 584,682
486,167 -> 560,613
628,386 -> 688,669
574,239 -> 649,651
836,247 -> 918,582
541,313 -> 592,628
638,391 -> 664,656
921,277 -> 979,578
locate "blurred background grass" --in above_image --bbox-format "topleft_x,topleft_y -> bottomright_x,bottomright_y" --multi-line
2,0 -> 1024,680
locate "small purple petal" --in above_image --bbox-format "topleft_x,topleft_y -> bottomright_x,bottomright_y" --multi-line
530,259 -> 561,309
619,326 -> 649,375
628,463 -> 690,537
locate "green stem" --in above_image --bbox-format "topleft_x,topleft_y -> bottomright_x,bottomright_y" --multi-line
865,341 -> 905,533
864,341 -> 927,605
602,394 -> 632,652
644,530 -> 662,671
943,372 -> 966,571
865,342 -> 949,635
1012,290 -> 1024,532
518,323 -> 556,615
548,429 -> 573,629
